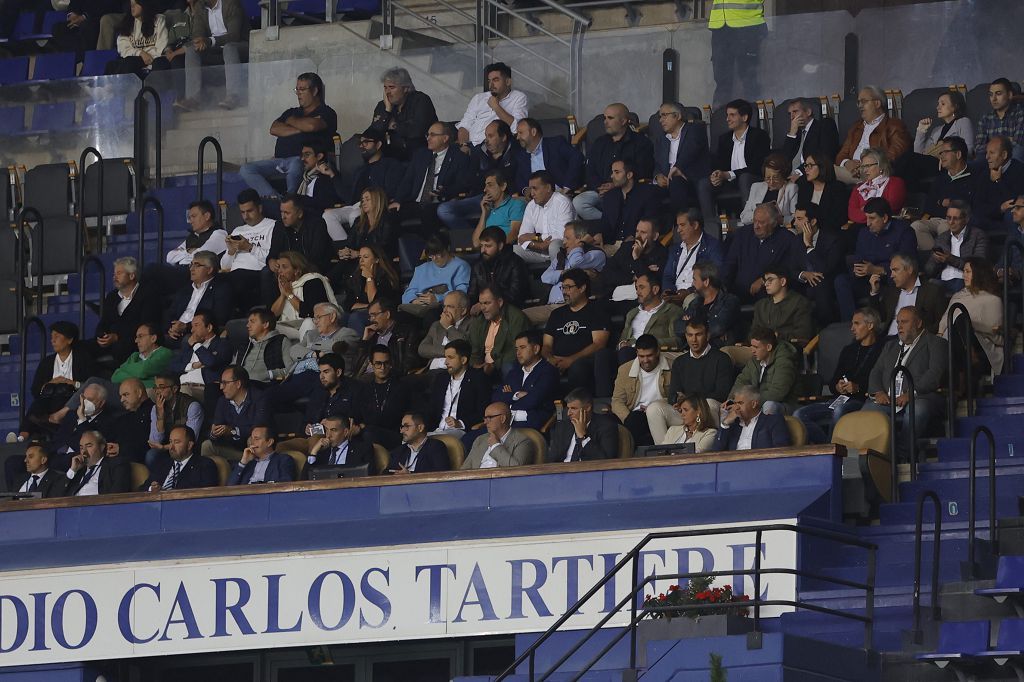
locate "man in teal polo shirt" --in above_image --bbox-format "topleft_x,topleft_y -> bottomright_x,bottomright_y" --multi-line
473,169 -> 526,245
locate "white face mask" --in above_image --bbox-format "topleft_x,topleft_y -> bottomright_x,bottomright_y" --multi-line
82,398 -> 97,417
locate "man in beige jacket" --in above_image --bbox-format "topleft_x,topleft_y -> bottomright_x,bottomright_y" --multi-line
610,335 -> 672,446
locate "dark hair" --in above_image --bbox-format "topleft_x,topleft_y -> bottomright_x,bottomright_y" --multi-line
520,117 -> 543,136
942,135 -> 969,158
515,329 -> 543,347
940,91 -> 968,119
725,98 -> 754,122
371,296 -> 398,315
762,152 -> 791,178
188,199 -> 215,217
489,120 -> 513,141
323,414 -> 352,429
749,326 -> 778,347
565,387 -> 594,406
169,425 -> 197,443
280,193 -> 307,212
297,72 -> 325,101
528,170 -> 555,188
560,267 -> 590,294
478,284 -> 505,302
803,151 -> 837,183
677,207 -> 704,232
404,411 -> 426,427
795,203 -> 819,222
963,257 -> 1000,296
302,139 -> 332,159
612,158 -> 635,176
155,372 -> 180,387
425,233 -> 452,256
635,271 -> 660,289
248,306 -> 277,331
118,0 -> 156,37
478,226 -> 507,245
692,261 -> 721,288
484,169 -> 509,189
50,320 -> 79,343
685,317 -> 709,333
484,61 -> 512,79
634,334 -> 659,352
317,352 -> 345,373
225,365 -> 250,389
251,424 -> 276,443
237,188 -> 261,207
762,266 -> 790,282
863,197 -> 893,219
992,77 -> 1015,92
26,440 -> 53,459
370,343 -> 391,358
444,338 -> 472,360
136,321 -> 158,338
191,309 -> 217,333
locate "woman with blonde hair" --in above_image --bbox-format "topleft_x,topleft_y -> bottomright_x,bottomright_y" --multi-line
344,244 -> 400,335
270,250 -> 338,340
740,153 -> 799,225
660,395 -> 718,453
329,187 -> 395,288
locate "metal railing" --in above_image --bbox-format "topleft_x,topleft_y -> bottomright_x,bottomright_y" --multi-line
138,196 -> 164,269
133,86 -> 162,195
78,147 -> 103,253
945,302 -> 976,437
494,523 -> 877,681
1002,243 -> 1024,376
79,255 -> 106,333
964,425 -> 996,580
19,208 -> 46,308
910,489 -> 941,646
17,315 -> 47,428
197,136 -> 225,207
889,364 -> 917,503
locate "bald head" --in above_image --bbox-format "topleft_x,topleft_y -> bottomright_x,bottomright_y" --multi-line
483,401 -> 512,436
603,103 -> 630,138
119,378 -> 147,412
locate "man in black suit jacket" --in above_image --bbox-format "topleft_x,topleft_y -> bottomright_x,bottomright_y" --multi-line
12,443 -> 68,498
50,382 -> 120,464
546,388 -> 619,462
869,253 -> 948,336
92,257 -> 162,364
170,310 -> 233,389
298,140 -> 344,211
652,103 -> 712,214
574,104 -> 656,221
701,99 -> 771,215
305,414 -> 374,476
227,426 -> 297,485
143,426 -> 220,491
423,339 -> 490,437
493,330 -> 560,430
781,99 -> 840,176
515,118 -> 585,193
713,385 -> 792,451
599,160 -> 661,245
64,430 -> 133,496
387,412 -> 451,473
793,203 -> 845,325
165,252 -> 235,343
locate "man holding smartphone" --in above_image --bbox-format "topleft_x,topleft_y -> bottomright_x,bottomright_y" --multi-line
304,415 -> 372,475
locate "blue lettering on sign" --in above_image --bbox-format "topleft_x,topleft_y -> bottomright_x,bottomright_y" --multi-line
452,563 -> 498,623
507,559 -> 552,619
0,595 -> 28,653
264,574 -> 303,634
673,547 -> 714,590
161,582 -> 204,641
29,593 -> 49,652
728,542 -> 767,599
50,590 -> 97,650
359,568 -> 391,629
414,564 -> 457,624
307,571 -> 355,632
598,553 -> 620,614
552,555 -> 594,615
212,578 -> 256,638
118,583 -> 161,644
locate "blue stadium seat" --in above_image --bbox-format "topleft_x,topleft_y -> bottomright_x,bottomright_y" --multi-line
976,555 -> 1024,601
0,56 -> 30,85
81,50 -> 118,78
916,620 -> 990,664
29,102 -> 76,132
12,11 -> 63,41
31,52 -> 77,82
0,106 -> 25,135
980,618 -> 1024,661
81,98 -> 126,128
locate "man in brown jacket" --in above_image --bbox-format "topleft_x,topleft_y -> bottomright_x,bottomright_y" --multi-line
175,0 -> 249,111
836,86 -> 912,183
610,335 -> 672,446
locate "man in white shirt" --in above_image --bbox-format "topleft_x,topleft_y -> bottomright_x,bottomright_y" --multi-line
713,385 -> 791,451
456,62 -> 528,148
166,250 -> 222,343
610,335 -> 672,446
461,402 -> 532,469
835,86 -> 911,184
164,200 -> 228,270
923,202 -> 989,294
870,253 -> 945,337
513,171 -> 576,264
14,443 -> 67,498
221,188 -> 282,311
175,0 -> 247,111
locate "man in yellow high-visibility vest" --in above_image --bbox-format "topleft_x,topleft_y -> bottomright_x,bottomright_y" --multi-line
708,0 -> 766,106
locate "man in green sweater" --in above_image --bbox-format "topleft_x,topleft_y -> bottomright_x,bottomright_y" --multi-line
731,326 -> 799,415
468,285 -> 529,377
750,267 -> 814,346
111,323 -> 174,389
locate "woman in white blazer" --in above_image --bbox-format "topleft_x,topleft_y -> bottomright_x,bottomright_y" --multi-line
740,153 -> 799,226
661,395 -> 718,453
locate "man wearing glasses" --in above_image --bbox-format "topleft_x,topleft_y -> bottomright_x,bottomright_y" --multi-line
835,85 -> 911,185
1000,195 -> 1024,284
462,402 -> 532,469
165,250 -> 234,345
386,412 -> 450,474
923,201 -> 990,294
911,136 -> 979,251
781,99 -> 838,181
202,365 -> 269,463
357,345 -> 409,450
653,102 -> 711,216
274,302 -> 356,406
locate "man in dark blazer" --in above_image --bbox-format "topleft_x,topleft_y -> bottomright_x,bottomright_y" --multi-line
793,204 -> 845,325
227,425 -> 297,485
652,103 -> 712,214
922,203 -> 989,293
546,388 -> 619,462
713,385 -> 792,451
305,415 -> 373,475
423,340 -> 490,436
298,140 -> 344,211
721,203 -> 804,303
203,366 -> 271,462
705,99 -> 772,206
142,426 -> 220,491
170,310 -> 233,388
92,257 -> 161,364
515,118 -> 585,193
12,443 -> 68,498
50,382 -> 119,464
165,250 -> 235,343
386,412 -> 451,473
64,430 -> 132,496
781,99 -> 840,174
390,121 -> 475,234
493,330 -> 559,430
599,159 -> 661,244
869,253 -> 947,336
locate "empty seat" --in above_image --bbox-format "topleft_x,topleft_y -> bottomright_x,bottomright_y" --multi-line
29,102 -> 75,132
0,106 -> 25,135
975,555 -> 1024,601
80,98 -> 127,128
23,163 -> 73,219
31,52 -> 76,81
0,56 -> 29,85
537,116 -> 571,142
0,277 -> 19,334
980,618 -> 1024,661
0,166 -> 17,224
965,83 -> 992,129
29,215 -> 81,280
80,50 -> 118,78
916,620 -> 990,664
82,158 -> 136,219
13,11 -> 63,41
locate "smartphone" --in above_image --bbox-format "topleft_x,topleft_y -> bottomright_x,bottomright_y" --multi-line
310,423 -> 325,436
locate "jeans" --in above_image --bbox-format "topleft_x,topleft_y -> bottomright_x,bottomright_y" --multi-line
184,42 -> 245,100
437,194 -> 483,231
794,398 -> 865,444
572,190 -> 602,220
239,156 -> 302,197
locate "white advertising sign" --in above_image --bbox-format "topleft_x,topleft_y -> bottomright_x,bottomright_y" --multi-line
0,519 -> 797,665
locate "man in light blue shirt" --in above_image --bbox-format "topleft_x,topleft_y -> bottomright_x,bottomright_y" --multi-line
524,221 -> 607,325
401,233 -> 471,318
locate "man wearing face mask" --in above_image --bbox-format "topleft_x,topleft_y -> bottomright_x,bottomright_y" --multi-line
50,383 -> 118,465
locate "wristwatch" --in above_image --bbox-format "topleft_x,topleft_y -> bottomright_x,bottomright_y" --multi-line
286,294 -> 296,301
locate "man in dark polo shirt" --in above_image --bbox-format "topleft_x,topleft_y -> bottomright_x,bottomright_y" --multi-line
542,268 -> 612,396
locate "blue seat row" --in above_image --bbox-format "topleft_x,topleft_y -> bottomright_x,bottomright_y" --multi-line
917,618 -> 1024,673
0,49 -> 118,86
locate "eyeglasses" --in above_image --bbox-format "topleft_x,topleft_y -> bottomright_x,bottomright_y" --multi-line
371,360 -> 391,367
399,423 -> 416,430
425,132 -> 445,138
218,379 -> 239,386
153,384 -> 174,390
300,151 -> 316,158
803,162 -> 818,168
294,86 -> 310,93
860,162 -> 879,169
482,413 -> 505,421
657,111 -> 679,118
313,313 -> 334,320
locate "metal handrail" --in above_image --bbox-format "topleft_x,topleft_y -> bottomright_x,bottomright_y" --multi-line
133,86 -> 162,195
387,0 -> 476,45
17,315 -> 47,428
77,147 -> 103,253
965,425 -> 996,579
197,136 -> 224,206
1002,242 -> 1024,375
79,255 -> 106,332
889,364 -> 917,502
945,302 -> 975,437
494,522 -> 877,681
911,489 -> 941,645
20,208 -> 45,308
482,0 -> 574,48
139,196 -> 164,269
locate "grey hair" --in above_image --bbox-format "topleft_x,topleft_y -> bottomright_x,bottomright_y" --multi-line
854,307 -> 882,330
191,250 -> 220,272
82,429 -> 107,452
381,67 -> 415,91
114,256 -> 138,274
733,384 -> 761,404
661,101 -> 686,117
860,85 -> 886,107
445,290 -> 469,309
565,220 -> 590,239
753,201 -> 783,225
946,199 -> 972,222
860,147 -> 892,176
84,382 -> 107,402
890,252 -> 918,274
314,302 -> 343,320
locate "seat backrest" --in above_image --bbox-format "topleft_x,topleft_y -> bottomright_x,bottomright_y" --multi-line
899,87 -> 954,135
537,117 -> 571,142
0,223 -> 18,279
32,52 -> 76,81
518,428 -> 547,465
81,50 -> 119,78
0,167 -> 13,224
720,345 -> 752,369
617,424 -> 634,458
816,322 -> 853,391
23,163 -> 72,219
965,83 -> 991,129
832,411 -> 891,456
333,134 -> 363,204
936,620 -> 989,655
996,617 -> 1024,650
996,555 -> 1024,589
784,416 -> 807,447
837,95 -> 861,145
29,215 -> 79,277
709,103 -> 761,147
431,434 -> 465,470
130,462 -> 149,490
0,57 -> 29,86
0,277 -> 18,335
206,454 -> 230,486
581,113 -> 604,154
372,443 -> 389,475
224,317 -> 249,359
82,158 -> 135,217
0,106 -> 25,136
285,451 -> 306,479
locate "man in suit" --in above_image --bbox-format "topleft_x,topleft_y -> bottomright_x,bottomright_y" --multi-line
424,339 -> 490,439
574,103 -> 655,221
278,353 -> 363,456
165,250 -> 234,345
202,366 -> 270,463
146,373 -> 205,468
469,285 -> 530,378
835,86 -> 912,183
318,128 -> 405,238
700,99 -> 771,216
109,378 -> 154,464
171,310 -> 233,405
13,442 -> 68,498
387,412 -> 451,474
143,426 -> 220,491
91,256 -> 161,365
515,118 -> 585,194
598,159 -> 660,245
782,99 -> 840,179
793,203 -> 844,326
357,345 -> 411,451
611,335 -> 673,447
604,217 -> 669,293
462,402 -> 534,469
547,388 -> 619,463
297,140 -> 344,212
390,121 -> 476,235
922,202 -> 989,294
493,330 -> 559,430
64,430 -> 132,496
662,210 -> 724,302
653,102 -> 712,215
50,382 -> 119,464
228,425 -> 297,485
353,297 -> 423,377
305,415 -> 373,475
864,306 -> 949,459
713,384 -> 792,451
870,253 -> 947,336
267,193 -> 335,278
619,273 -> 683,356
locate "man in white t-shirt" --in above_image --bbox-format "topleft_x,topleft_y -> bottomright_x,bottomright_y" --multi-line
456,62 -> 528,148
221,188 -> 282,311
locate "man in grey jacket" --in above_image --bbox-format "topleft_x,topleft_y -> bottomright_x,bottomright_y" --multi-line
174,0 -> 250,111
461,402 -> 535,469
274,303 -> 358,405
234,308 -> 294,386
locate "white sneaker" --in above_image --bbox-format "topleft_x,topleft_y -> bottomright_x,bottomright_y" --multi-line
5,432 -> 16,443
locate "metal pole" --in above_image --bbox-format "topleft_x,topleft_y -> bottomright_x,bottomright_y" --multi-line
79,255 -> 107,333
197,136 -> 224,205
912,489 -> 940,645
78,147 -> 104,254
18,315 -> 47,428
629,553 -> 639,670
753,528 -> 763,634
139,196 -> 164,270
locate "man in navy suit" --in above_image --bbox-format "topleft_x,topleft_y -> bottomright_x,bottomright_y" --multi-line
493,330 -> 559,430
423,339 -> 491,439
227,425 -> 297,485
515,118 -> 585,195
782,99 -> 839,178
390,121 -> 476,235
12,442 -> 68,498
143,426 -> 220,491
793,203 -> 844,326
164,250 -> 234,344
652,102 -> 712,216
698,99 -> 771,223
713,384 -> 792,452
169,310 -> 233,399
306,414 -> 374,475
599,159 -> 661,245
387,412 -> 451,474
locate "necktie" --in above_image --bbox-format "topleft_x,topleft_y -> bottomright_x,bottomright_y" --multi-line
419,153 -> 439,202
27,475 -> 39,493
80,465 -> 97,488
572,436 -> 585,462
163,461 -> 181,490
330,446 -> 340,465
